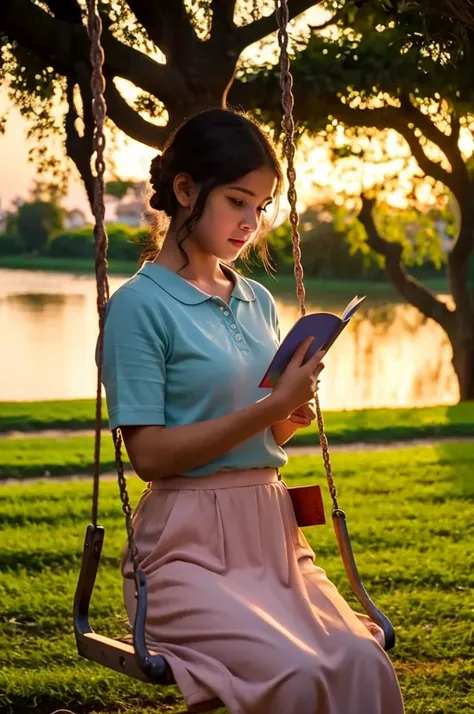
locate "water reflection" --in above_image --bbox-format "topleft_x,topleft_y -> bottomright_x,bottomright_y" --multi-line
275,298 -> 458,409
6,293 -> 84,309
0,268 -> 459,407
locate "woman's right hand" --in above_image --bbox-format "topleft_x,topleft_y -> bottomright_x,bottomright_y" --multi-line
269,337 -> 325,422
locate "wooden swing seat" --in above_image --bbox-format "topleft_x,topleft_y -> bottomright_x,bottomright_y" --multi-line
74,486 -> 326,711
74,486 -> 394,712
74,524 -> 224,712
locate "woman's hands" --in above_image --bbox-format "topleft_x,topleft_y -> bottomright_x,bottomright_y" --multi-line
269,336 -> 325,423
270,398 -> 318,446
288,399 -> 317,429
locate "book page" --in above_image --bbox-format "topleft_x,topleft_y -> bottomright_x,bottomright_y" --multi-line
340,295 -> 366,322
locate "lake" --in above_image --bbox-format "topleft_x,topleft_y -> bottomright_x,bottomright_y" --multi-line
0,268 -> 459,408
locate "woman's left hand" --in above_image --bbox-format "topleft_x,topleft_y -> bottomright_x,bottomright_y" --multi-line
288,400 -> 316,429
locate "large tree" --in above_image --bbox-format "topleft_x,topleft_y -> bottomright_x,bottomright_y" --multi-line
241,1 -> 474,399
2,0 -> 474,400
0,0 -> 327,203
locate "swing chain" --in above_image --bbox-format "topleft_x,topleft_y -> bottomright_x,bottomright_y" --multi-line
113,429 -> 140,573
87,0 -> 340,535
275,0 -> 339,512
86,0 -> 108,527
86,0 -> 141,556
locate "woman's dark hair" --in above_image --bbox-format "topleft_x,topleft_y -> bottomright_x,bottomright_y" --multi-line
140,108 -> 284,271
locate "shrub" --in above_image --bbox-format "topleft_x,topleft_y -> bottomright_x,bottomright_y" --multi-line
0,233 -> 26,255
45,223 -> 146,261
106,224 -> 147,261
46,227 -> 95,258
16,200 -> 64,253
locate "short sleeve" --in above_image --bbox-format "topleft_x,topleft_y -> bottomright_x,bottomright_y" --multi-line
100,287 -> 168,430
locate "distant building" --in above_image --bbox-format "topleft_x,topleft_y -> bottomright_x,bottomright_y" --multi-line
0,205 -> 6,232
115,200 -> 147,227
64,208 -> 87,229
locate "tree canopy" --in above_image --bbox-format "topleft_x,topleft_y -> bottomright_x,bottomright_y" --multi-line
1,1 -> 473,197
2,0 -> 474,398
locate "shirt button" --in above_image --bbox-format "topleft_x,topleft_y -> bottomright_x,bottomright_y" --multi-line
230,323 -> 237,329
223,310 -> 230,316
235,334 -> 242,341
219,306 -> 225,311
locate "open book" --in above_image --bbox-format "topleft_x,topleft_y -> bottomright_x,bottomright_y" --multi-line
259,295 -> 366,389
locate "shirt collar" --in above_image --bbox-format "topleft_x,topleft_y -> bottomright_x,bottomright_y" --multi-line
138,261 -> 256,305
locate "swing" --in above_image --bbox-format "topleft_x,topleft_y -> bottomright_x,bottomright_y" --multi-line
74,1 -> 395,712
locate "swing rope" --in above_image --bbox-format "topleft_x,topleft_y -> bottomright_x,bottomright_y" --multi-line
78,0 -> 395,668
86,0 -> 340,563
275,1 -> 339,511
86,0 -> 139,573
86,0 -> 108,528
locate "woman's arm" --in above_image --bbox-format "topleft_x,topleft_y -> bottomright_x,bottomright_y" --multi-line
121,338 -> 322,481
122,393 -> 284,481
271,400 -> 317,446
271,419 -> 300,446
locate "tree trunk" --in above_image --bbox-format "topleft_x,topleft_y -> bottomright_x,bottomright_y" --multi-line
449,313 -> 474,400
446,213 -> 474,400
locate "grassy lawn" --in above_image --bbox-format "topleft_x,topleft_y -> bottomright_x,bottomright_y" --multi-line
0,443 -> 473,713
1,400 -> 473,439
0,401 -> 473,479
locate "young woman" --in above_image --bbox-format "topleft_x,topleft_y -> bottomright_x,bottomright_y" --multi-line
101,108 -> 404,714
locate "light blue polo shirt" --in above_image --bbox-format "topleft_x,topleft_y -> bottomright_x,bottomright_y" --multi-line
101,261 -> 288,477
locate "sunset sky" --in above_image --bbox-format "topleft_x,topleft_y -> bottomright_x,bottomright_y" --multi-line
0,87 -> 158,218
0,6 -> 335,219
0,87 -> 422,221
0,5 -> 466,221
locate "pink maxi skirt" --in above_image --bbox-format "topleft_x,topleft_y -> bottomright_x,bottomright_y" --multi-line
122,468 -> 404,714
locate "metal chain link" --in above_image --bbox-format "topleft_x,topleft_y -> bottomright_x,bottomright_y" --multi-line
86,0 -> 141,559
86,0 -> 340,542
275,0 -> 339,511
113,429 -> 140,572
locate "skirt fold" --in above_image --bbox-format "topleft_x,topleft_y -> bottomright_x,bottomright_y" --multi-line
122,468 -> 404,714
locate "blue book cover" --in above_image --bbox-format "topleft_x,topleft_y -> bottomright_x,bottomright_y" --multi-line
259,295 -> 366,389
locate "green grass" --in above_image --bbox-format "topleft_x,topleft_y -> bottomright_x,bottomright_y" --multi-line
0,398 -> 108,433
0,401 -> 473,479
1,399 -> 473,439
0,443 -> 473,713
0,434 -> 122,479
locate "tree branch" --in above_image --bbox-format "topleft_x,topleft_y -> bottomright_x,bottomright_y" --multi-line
104,81 -> 169,149
399,95 -> 470,189
233,0 -> 318,52
358,195 -> 453,329
64,72 -> 94,207
42,0 -> 82,23
0,0 -> 192,107
125,0 -> 200,59
399,95 -> 456,159
122,0 -> 165,49
308,5 -> 347,32
398,123 -> 459,194
313,97 -> 466,198
211,0 -> 237,36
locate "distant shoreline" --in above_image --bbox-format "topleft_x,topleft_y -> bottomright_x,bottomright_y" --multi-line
0,256 -> 450,297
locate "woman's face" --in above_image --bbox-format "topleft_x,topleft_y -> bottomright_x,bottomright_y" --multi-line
190,166 -> 279,261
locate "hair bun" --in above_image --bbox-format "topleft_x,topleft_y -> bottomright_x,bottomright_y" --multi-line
149,153 -> 165,211
150,153 -> 163,192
